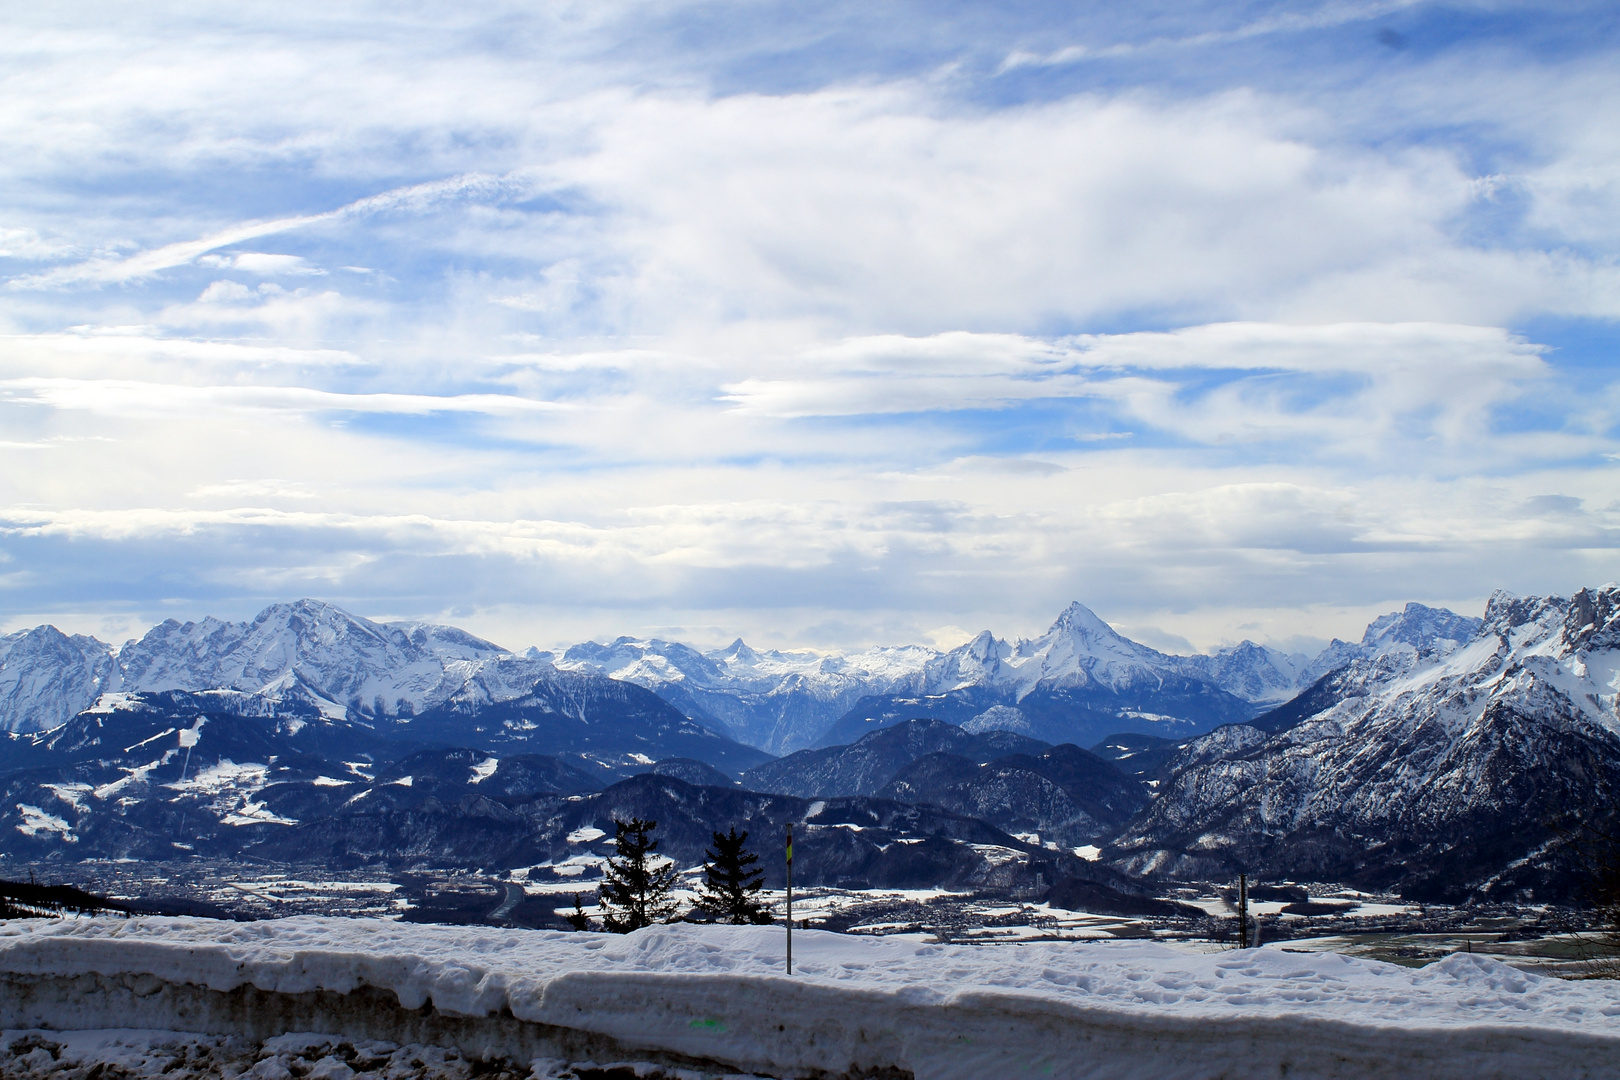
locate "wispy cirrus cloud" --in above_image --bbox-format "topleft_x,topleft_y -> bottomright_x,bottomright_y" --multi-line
0,379 -> 565,420
999,0 -> 1427,71
4,172 -> 532,290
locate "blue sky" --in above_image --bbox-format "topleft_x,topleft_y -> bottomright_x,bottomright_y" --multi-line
1,0 -> 1617,654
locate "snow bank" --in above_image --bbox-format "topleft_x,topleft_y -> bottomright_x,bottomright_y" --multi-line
0,918 -> 1617,1079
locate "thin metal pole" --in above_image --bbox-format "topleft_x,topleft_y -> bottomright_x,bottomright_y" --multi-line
1238,873 -> 1248,949
786,822 -> 794,975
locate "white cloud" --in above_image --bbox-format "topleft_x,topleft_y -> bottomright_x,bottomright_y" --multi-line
197,280 -> 255,303
0,332 -> 362,370
0,3 -> 1616,651
196,252 -> 325,276
712,323 -> 1591,473
0,225 -> 74,261
0,378 -> 566,420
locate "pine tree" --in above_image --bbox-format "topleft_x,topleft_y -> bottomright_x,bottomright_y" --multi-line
597,817 -> 680,932
697,826 -> 773,924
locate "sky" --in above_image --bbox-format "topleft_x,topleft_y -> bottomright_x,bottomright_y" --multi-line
1,0 -> 1618,656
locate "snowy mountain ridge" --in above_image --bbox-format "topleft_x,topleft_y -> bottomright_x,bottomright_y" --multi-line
557,601 -> 1472,751
2,597 -> 1481,751
0,600 -> 565,735
1110,585 -> 1620,899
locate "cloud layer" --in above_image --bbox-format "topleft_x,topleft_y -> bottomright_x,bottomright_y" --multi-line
0,1 -> 1617,652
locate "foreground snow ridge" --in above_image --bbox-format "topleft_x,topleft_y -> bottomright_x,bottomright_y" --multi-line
0,919 -> 1617,1080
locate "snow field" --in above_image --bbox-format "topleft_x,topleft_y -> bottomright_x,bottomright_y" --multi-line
0,917 -> 1617,1079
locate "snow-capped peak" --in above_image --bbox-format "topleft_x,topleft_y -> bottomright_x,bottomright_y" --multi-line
709,638 -> 762,665
1034,602 -> 1170,666
0,625 -> 121,734
1360,602 -> 1482,658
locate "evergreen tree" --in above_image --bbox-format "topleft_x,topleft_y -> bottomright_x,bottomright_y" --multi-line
565,893 -> 591,931
697,826 -> 773,924
597,816 -> 679,932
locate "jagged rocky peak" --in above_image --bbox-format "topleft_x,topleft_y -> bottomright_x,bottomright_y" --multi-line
1360,601 -> 1482,659
1048,600 -> 1128,640
0,625 -> 120,734
1296,599 -> 1483,685
1185,641 -> 1309,705
103,599 -> 562,726
1012,601 -> 1176,691
1478,584 -> 1620,655
1564,584 -> 1620,649
927,629 -> 1009,686
123,601 -> 410,695
1479,589 -> 1566,638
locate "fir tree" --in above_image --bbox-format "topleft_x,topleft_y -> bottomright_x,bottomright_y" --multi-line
565,893 -> 591,931
597,816 -> 679,932
697,826 -> 773,924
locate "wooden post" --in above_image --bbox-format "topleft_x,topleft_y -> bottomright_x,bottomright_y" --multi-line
1238,873 -> 1248,949
786,822 -> 794,975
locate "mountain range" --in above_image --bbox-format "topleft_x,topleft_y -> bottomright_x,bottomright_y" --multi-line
0,601 -> 770,777
2,589 -> 1614,905
2,597 -> 1466,757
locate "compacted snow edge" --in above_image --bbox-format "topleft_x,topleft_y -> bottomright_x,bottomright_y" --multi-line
0,917 -> 1616,1080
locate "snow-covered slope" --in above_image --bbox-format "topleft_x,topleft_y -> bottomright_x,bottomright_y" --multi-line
928,602 -> 1189,698
117,600 -> 530,719
0,690 -> 775,865
0,600 -> 616,735
0,627 -> 119,734
554,636 -> 937,752
1296,601 -> 1483,686
820,603 -> 1269,748
0,598 -> 1482,756
1181,641 -> 1310,705
1112,587 -> 1620,900
0,918 -> 1616,1080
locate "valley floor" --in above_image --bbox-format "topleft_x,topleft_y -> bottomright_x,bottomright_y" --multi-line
57,859 -> 1606,977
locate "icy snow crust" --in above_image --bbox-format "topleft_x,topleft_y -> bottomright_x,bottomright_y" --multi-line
0,918 -> 1616,1079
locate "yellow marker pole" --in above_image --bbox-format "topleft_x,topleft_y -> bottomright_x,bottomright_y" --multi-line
786,822 -> 794,975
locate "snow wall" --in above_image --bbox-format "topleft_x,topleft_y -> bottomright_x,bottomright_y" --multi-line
1,918 -> 1617,1080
